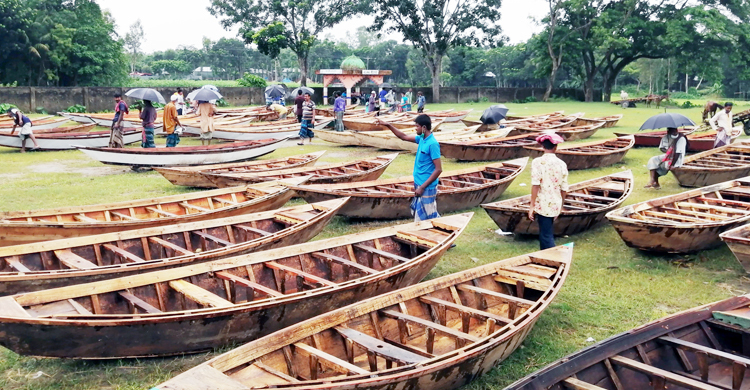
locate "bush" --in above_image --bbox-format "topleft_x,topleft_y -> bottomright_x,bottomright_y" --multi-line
65,104 -> 86,113
216,98 -> 229,107
512,96 -> 538,103
681,100 -> 699,109
0,103 -> 16,112
237,73 -> 267,88
35,106 -> 48,114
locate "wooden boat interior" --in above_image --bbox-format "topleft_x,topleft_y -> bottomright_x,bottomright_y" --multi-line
0,200 -> 344,276
155,152 -> 326,176
154,244 -> 571,389
449,134 -> 538,147
213,154 -> 397,180
681,145 -> 750,169
526,136 -> 633,154
3,215 -> 470,319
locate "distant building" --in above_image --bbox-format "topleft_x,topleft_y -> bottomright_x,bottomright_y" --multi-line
191,67 -> 213,80
129,72 -> 154,80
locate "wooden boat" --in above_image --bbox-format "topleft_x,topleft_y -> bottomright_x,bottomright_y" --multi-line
153,244 -> 573,390
0,129 -> 141,150
504,111 -> 565,121
671,144 -> 750,187
342,116 -> 445,132
204,124 -> 300,141
392,128 -> 514,153
406,109 -> 473,122
0,122 -> 96,135
606,177 -> 750,253
514,113 -> 584,132
482,171 -> 633,236
721,224 -> 750,273
68,112 -> 163,128
76,138 -> 286,168
0,117 -> 69,130
461,117 -> 549,132
293,159 -> 528,219
515,121 -> 605,141
0,178 -> 307,246
317,130 -> 365,146
351,126 -> 480,151
203,153 -> 398,188
591,113 -> 623,128
0,213 -> 472,358
318,106 -> 366,117
613,129 -> 737,152
505,294 -> 750,390
0,199 -> 346,295
154,151 -> 326,188
572,117 -> 608,127
524,135 -> 635,170
440,134 -> 538,161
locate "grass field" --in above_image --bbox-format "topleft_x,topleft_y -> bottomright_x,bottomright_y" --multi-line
2,101 -> 750,389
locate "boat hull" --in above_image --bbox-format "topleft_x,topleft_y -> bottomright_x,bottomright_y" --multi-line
607,217 -> 743,253
485,208 -> 611,236
0,130 -> 140,150
672,166 -> 750,187
720,224 -> 750,273
440,142 -> 532,161
524,137 -> 633,170
317,130 -> 363,146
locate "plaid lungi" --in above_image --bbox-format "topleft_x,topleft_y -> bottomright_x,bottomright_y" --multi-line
411,183 -> 440,222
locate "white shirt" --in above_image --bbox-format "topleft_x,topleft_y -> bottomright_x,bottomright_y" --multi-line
710,109 -> 733,132
172,93 -> 185,111
620,91 -> 628,100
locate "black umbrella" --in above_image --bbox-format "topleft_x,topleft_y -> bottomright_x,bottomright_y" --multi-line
187,88 -> 222,102
639,113 -> 695,130
379,82 -> 394,89
125,88 -> 166,104
291,86 -> 314,96
265,85 -> 286,99
480,104 -> 509,125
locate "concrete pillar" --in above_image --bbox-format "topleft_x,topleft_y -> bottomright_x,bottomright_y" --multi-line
29,87 -> 36,113
346,87 -> 352,104
323,86 -> 328,105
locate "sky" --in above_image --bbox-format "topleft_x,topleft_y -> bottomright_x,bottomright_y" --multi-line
99,0 -> 547,54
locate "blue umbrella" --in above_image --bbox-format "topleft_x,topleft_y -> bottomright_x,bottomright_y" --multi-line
125,88 -> 166,104
480,104 -> 509,124
265,85 -> 286,99
639,113 -> 695,130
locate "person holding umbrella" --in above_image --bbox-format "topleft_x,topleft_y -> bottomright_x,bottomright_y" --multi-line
139,100 -> 158,148
298,92 -> 316,145
709,102 -> 734,147
528,133 -> 568,249
644,127 -> 687,189
198,100 -> 218,145
294,90 -> 305,122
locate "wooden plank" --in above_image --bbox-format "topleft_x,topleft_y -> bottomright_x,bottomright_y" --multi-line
609,355 -> 722,390
252,361 -> 300,383
0,296 -> 32,317
193,231 -> 234,247
118,291 -> 162,314
335,326 -> 427,364
493,269 -> 552,291
146,206 -> 178,217
169,279 -> 233,308
311,252 -> 377,275
456,284 -> 535,307
292,342 -> 370,375
73,214 -> 99,223
54,249 -> 98,270
234,224 -> 271,236
658,336 -> 750,366
67,298 -> 92,315
676,202 -> 749,215
5,256 -> 31,272
101,244 -> 146,263
381,309 -> 480,342
419,295 -> 511,325
215,271 -> 283,297
148,237 -> 194,256
353,244 -> 410,263
562,377 -> 608,390
265,262 -> 336,287
110,211 -> 138,221
180,202 -> 211,213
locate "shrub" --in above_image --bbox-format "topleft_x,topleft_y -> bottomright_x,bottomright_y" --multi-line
65,104 -> 87,113
237,73 -> 267,88
216,98 -> 229,107
35,106 -> 48,114
681,100 -> 699,109
512,96 -> 538,104
0,103 -> 16,112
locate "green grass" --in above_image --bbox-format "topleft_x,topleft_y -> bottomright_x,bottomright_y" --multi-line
2,101 -> 750,389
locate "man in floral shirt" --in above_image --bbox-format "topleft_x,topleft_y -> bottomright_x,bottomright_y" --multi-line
528,133 -> 568,249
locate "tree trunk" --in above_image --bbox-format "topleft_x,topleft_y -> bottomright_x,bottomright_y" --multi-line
584,75 -> 595,102
429,56 -> 442,103
603,75 -> 614,102
543,63 -> 559,102
297,55 -> 308,86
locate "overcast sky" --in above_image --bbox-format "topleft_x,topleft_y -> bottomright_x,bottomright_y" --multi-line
99,0 -> 547,54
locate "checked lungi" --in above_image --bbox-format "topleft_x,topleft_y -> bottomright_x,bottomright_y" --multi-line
411,184 -> 440,222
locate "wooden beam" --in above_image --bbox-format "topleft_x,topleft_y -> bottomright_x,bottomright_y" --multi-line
381,309 -> 480,342
169,279 -> 233,308
146,207 -> 178,217
265,261 -> 336,287
234,224 -> 271,236
609,355 -> 723,390
456,284 -> 535,307
118,291 -> 162,314
252,361 -> 300,383
148,237 -> 194,256
110,211 -> 138,221
335,326 -> 426,365
311,252 -> 377,274
419,295 -> 511,325
658,336 -> 750,367
180,202 -> 211,213
193,231 -> 234,247
562,377 -> 608,390
102,244 -> 146,263
73,214 -> 99,223
54,249 -> 98,270
215,271 -> 283,297
353,244 -> 410,263
292,342 -> 370,375
5,256 -> 32,272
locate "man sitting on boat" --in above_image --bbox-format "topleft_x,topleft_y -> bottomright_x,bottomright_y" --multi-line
375,114 -> 443,221
710,102 -> 733,148
528,133 -> 568,250
644,127 -> 687,190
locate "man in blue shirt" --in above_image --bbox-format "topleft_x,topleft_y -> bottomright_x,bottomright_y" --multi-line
376,114 -> 442,221
333,91 -> 346,132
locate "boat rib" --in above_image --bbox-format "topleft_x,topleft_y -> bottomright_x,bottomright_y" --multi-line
0,178 -> 309,246
721,224 -> 750,273
0,198 -> 347,295
606,176 -> 750,253
0,213 -> 472,358
292,158 -> 528,219
483,171 -> 633,236
671,143 -> 750,187
152,244 -> 572,390
523,135 -> 634,170
153,151 -> 326,188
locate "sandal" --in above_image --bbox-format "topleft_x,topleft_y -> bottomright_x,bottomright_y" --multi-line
297,142 -> 305,146
643,183 -> 656,189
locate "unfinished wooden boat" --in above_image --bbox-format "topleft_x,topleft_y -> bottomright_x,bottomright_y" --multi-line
317,130 -> 364,146
672,144 -> 750,187
153,243 -> 572,390
0,122 -> 96,135
0,199 -> 346,295
591,114 -> 623,128
0,178 -> 307,246
606,177 -> 750,253
721,224 -> 750,273
0,129 -> 141,150
0,213 -> 472,358
505,294 -> 750,390
572,117 -> 608,127
514,113 -> 584,132
524,135 -> 635,170
440,134 -> 538,161
614,129 -> 732,152
154,151 -> 326,188
204,154 -> 398,188
406,109 -> 472,122
483,171 -> 633,236
515,121 -> 605,141
293,159 -> 528,219
76,138 -> 286,168
351,126 -> 480,151
0,117 -> 69,130
342,116 -> 444,132
205,123 -> 300,141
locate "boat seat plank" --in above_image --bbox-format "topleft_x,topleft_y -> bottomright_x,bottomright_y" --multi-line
292,342 -> 370,375
643,210 -> 705,223
398,228 -> 450,245
505,264 -> 557,279
353,244 -> 411,262
590,181 -> 626,192
213,197 -> 239,206
167,365 -> 250,390
5,256 -> 32,272
456,284 -> 535,307
148,237 -> 194,256
609,355 -> 722,390
311,252 -> 377,274
264,261 -> 336,287
54,249 -> 98,270
419,295 -> 511,325
273,211 -> 305,224
215,271 -> 283,297
146,207 -> 179,218
722,187 -> 750,196
676,202 -> 750,215
181,202 -> 211,213
67,298 -> 92,315
658,336 -> 750,366
193,231 -> 234,247
562,377 -> 608,390
565,198 -> 608,208
493,269 -> 551,291
101,244 -> 146,263
251,361 -> 300,383
118,291 -> 162,314
73,214 -> 99,223
392,236 -> 434,251
661,207 -> 731,221
568,192 -> 616,202
169,279 -> 233,308
381,309 -> 480,342
234,224 -> 272,236
697,197 -> 750,209
335,326 -> 427,364
0,296 -> 32,318
110,211 -> 138,221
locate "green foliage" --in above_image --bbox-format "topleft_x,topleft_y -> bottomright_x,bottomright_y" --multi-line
64,104 -> 86,113
215,98 -> 229,107
512,96 -> 539,103
150,60 -> 192,78
34,106 -> 47,114
0,103 -> 17,112
249,22 -> 289,60
237,73 -> 267,88
681,100 -> 699,108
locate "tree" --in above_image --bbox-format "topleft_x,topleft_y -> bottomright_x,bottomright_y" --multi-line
123,20 -> 144,73
370,0 -> 503,102
209,0 -> 365,86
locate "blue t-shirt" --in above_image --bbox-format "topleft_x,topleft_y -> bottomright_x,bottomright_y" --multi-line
379,89 -> 388,103
414,133 -> 441,189
417,95 -> 426,107
113,101 -> 127,122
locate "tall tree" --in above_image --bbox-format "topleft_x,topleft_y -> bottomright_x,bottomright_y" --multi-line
370,0 -> 503,102
208,0 -> 365,86
123,20 -> 144,73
